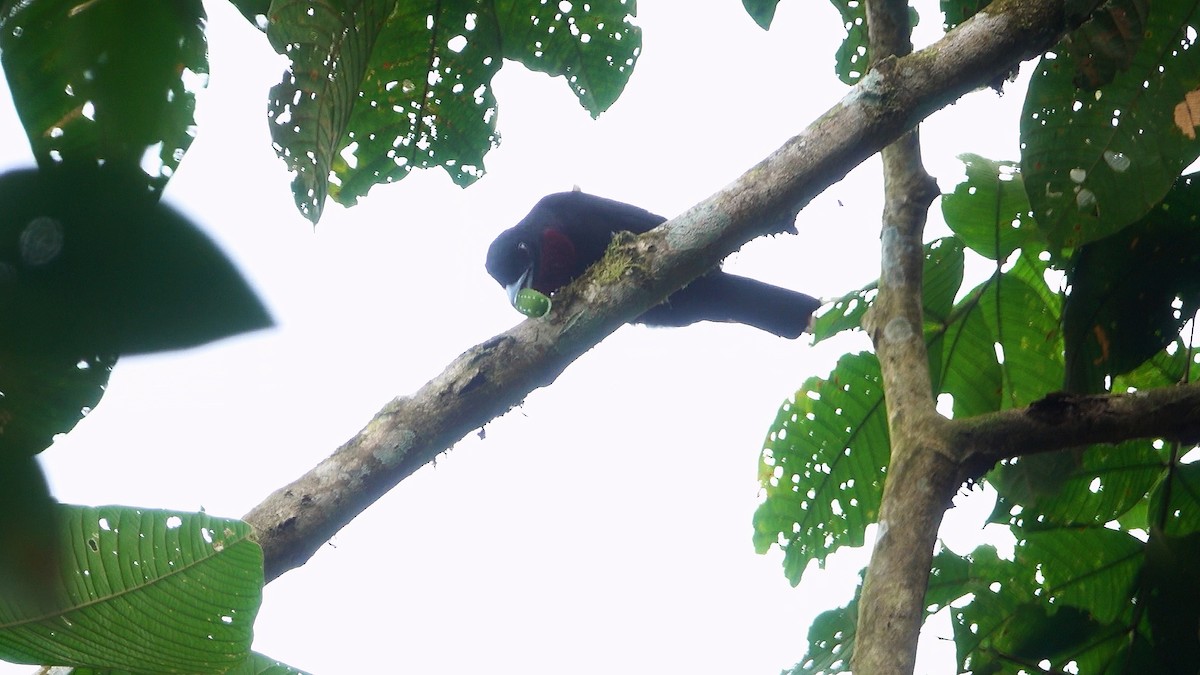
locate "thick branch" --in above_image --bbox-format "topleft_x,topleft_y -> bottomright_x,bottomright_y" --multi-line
244,0 -> 1087,582
853,0 -> 946,673
954,385 -> 1200,479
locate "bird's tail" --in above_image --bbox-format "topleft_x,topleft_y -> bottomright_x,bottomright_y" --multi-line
640,272 -> 821,339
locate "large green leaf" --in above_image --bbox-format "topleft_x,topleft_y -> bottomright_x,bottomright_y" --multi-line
266,0 -> 640,222
1067,0 -> 1150,91
1021,0 -> 1200,249
0,167 -> 272,358
69,651 -> 312,675
941,154 -> 1040,261
0,0 -> 208,193
951,528 -> 1142,674
1150,461 -> 1200,536
978,259 -> 1062,409
1062,174 -> 1200,393
937,292 -> 1001,419
754,352 -> 889,581
990,439 -> 1164,527
0,506 -> 263,673
0,352 -> 114,459
1140,531 -> 1200,673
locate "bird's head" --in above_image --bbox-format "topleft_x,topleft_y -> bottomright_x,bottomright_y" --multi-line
485,229 -> 538,307
486,212 -> 579,310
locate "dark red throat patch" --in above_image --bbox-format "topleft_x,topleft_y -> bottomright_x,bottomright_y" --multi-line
536,228 -> 578,293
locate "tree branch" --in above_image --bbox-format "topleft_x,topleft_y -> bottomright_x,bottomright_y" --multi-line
243,0 -> 1088,582
954,385 -> 1200,480
853,0 -> 946,673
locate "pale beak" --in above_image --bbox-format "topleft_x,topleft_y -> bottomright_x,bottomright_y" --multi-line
505,265 -> 533,307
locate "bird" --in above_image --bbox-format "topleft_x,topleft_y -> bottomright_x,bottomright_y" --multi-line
485,191 -> 821,338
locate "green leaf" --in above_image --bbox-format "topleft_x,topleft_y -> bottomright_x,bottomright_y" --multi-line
267,0 -> 640,222
1069,0 -> 1150,91
266,0 -> 398,222
754,353 -> 889,582
0,167 -> 272,357
831,0 -> 868,85
979,261 -> 1063,409
810,283 -> 875,344
1149,461 -> 1200,536
941,154 -> 1040,261
0,352 -> 114,459
952,528 -> 1136,673
0,506 -> 263,673
1141,531 -> 1200,673
1024,528 -> 1142,625
497,0 -> 640,115
941,0 -> 990,31
742,0 -> 780,29
937,293 -> 1001,418
990,440 -> 1163,527
1021,1 -> 1200,249
0,0 -> 208,192
1062,175 -> 1200,393
68,651 -> 312,675
786,584 -> 859,675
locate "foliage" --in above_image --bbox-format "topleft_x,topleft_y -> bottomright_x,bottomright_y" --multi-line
0,0 -> 208,194
2,0 -> 1200,672
754,2 -> 1200,673
0,0 -> 638,671
0,506 -> 273,674
262,0 -> 640,221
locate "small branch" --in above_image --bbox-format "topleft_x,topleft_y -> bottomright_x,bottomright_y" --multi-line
244,0 -> 1088,582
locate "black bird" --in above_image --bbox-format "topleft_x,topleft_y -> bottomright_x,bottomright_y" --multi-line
485,191 -> 821,338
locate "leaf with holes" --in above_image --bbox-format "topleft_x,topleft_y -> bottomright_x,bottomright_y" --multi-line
942,154 -> 1040,261
1062,174 -> 1200,393
1069,0 -> 1150,91
952,529 -> 1140,673
990,439 -> 1163,527
0,0 -> 208,192
753,352 -> 889,582
0,506 -> 263,673
831,0 -> 869,85
0,351 -> 114,459
267,0 -> 640,222
1021,2 -> 1200,249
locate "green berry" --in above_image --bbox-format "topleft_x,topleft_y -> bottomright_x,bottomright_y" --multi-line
514,288 -> 552,318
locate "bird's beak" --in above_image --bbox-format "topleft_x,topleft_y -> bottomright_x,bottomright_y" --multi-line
505,265 -> 533,307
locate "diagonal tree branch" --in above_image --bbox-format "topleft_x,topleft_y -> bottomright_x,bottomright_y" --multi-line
243,0 -> 1089,582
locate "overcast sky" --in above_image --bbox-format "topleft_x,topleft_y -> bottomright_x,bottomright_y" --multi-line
0,1 -> 1026,673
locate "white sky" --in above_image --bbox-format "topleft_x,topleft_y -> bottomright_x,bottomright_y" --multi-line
0,1 -> 1028,673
